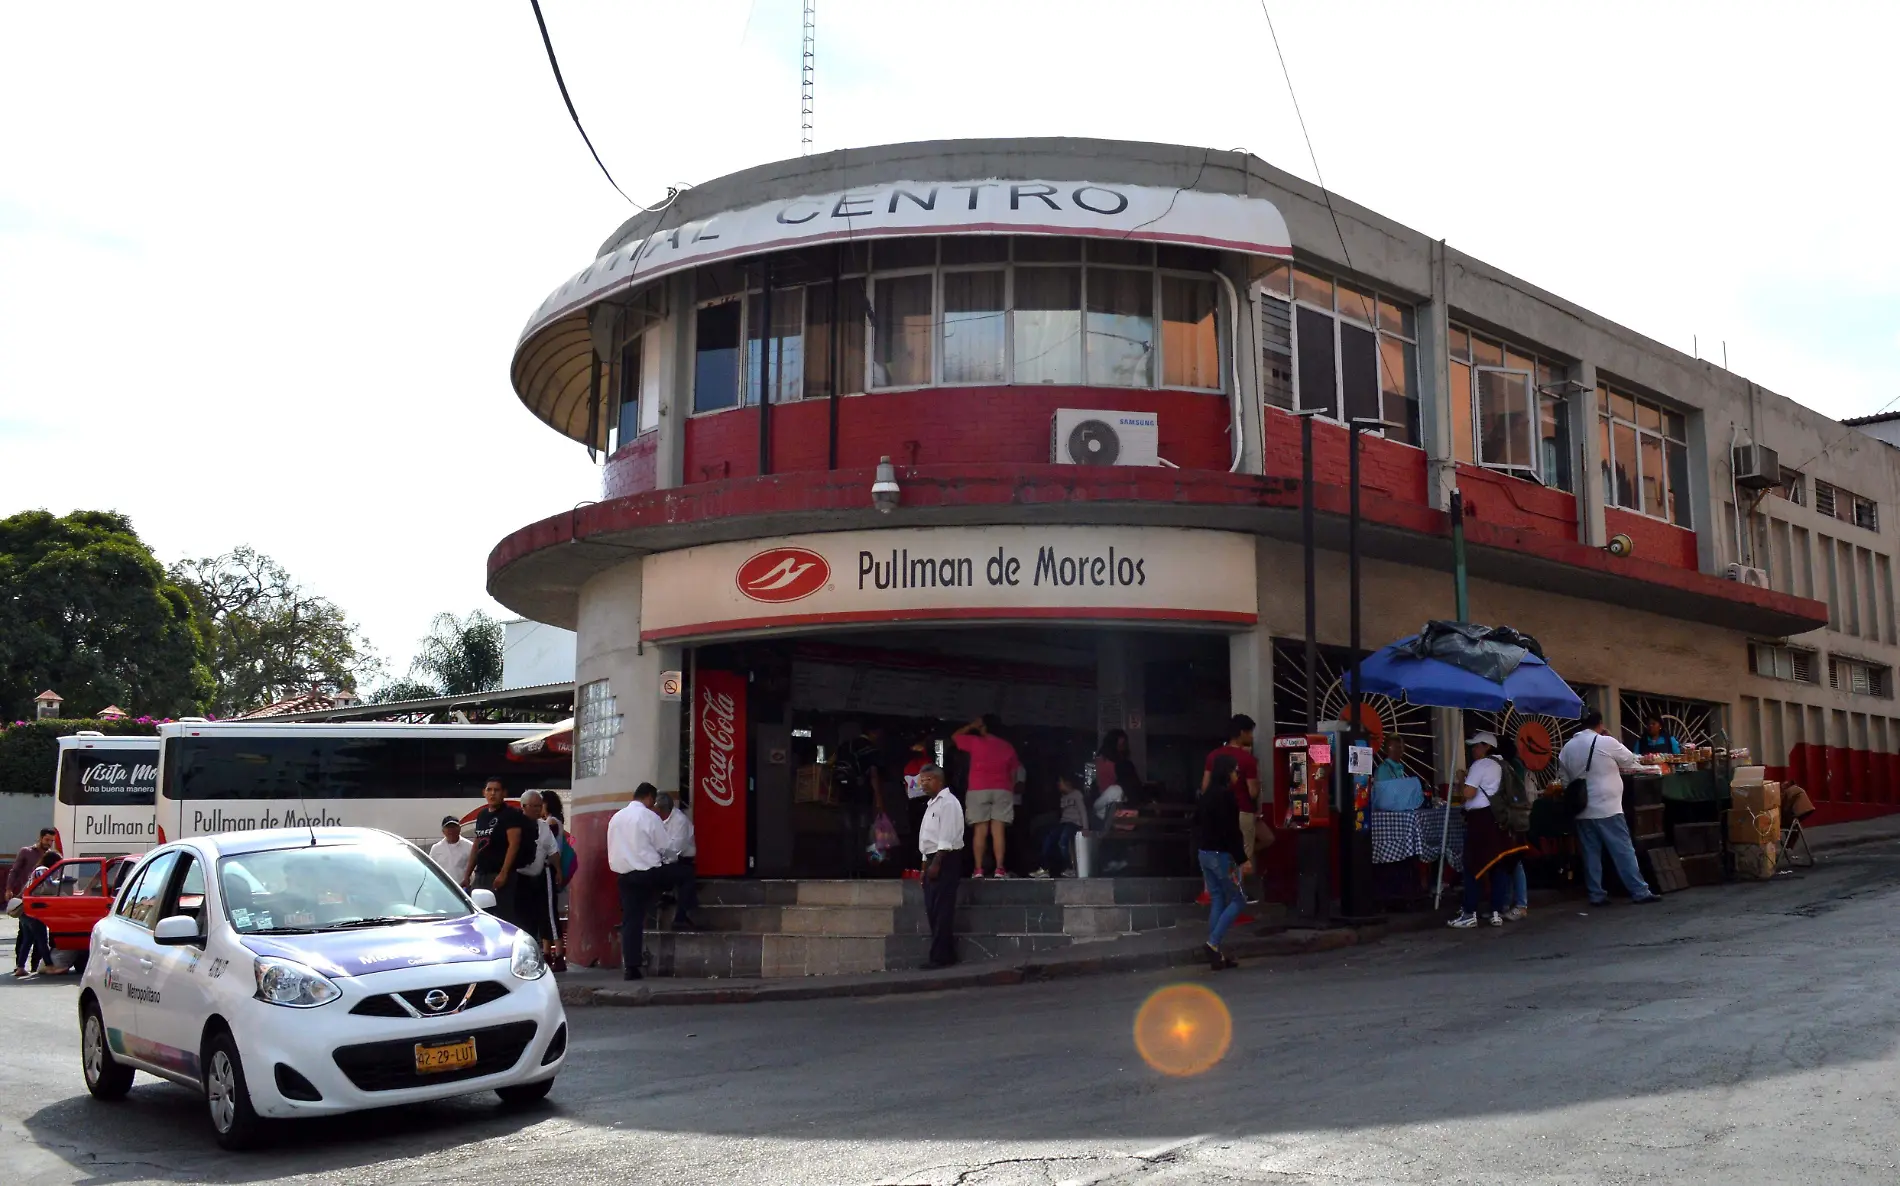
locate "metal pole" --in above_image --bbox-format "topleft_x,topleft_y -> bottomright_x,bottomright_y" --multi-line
1349,422 -> 1365,740
1450,487 -> 1470,624
758,260 -> 773,476
1302,413 -> 1318,731
827,251 -> 841,470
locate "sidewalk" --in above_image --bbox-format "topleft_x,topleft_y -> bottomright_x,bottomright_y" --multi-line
557,919 -> 1388,1009
1801,813 -> 1900,854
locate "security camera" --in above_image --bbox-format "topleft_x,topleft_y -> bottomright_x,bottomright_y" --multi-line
1606,533 -> 1633,557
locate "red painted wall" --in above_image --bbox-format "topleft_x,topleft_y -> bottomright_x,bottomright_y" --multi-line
602,434 -> 658,500
1768,744 -> 1900,826
1455,465 -> 1578,543
1605,507 -> 1699,572
1261,407 -> 1429,505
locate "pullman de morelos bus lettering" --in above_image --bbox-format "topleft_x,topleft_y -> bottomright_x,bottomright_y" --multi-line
858,545 -> 1149,591
191,807 -> 346,833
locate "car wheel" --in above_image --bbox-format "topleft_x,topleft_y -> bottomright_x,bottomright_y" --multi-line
496,1077 -> 555,1107
80,1001 -> 134,1100
203,1030 -> 267,1151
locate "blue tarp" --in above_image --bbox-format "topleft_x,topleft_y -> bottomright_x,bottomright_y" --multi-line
1346,634 -> 1584,718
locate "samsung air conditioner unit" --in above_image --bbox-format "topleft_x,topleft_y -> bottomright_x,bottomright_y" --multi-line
1726,563 -> 1769,588
1051,409 -> 1160,467
1732,443 -> 1780,490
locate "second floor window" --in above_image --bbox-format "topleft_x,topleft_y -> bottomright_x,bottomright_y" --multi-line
1448,325 -> 1573,491
1257,263 -> 1419,446
1749,641 -> 1816,683
1830,656 -> 1891,698
1599,383 -> 1691,527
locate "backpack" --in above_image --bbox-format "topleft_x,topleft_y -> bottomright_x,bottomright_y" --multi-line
1490,758 -> 1534,835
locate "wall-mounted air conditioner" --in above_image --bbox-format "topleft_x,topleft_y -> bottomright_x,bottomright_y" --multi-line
1051,409 -> 1160,466
1733,443 -> 1781,490
1726,563 -> 1769,588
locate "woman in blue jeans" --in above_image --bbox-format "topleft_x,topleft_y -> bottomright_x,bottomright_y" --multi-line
1194,756 -> 1253,970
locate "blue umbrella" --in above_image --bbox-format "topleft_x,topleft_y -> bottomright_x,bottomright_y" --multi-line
1346,637 -> 1584,718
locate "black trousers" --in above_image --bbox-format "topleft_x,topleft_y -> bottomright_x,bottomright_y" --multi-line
14,916 -> 50,970
661,858 -> 698,920
617,868 -> 664,974
921,853 -> 963,966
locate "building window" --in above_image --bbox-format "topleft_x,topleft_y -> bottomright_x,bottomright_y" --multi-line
1854,495 -> 1880,533
1829,656 -> 1891,698
685,237 -> 1225,411
1446,325 -> 1572,490
1749,642 -> 1816,683
1811,479 -> 1879,532
1779,466 -> 1805,506
1257,263 -> 1419,446
612,336 -> 642,451
574,679 -> 623,780
1598,383 -> 1690,527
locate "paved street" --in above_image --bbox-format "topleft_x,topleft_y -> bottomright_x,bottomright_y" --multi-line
7,846 -> 1900,1184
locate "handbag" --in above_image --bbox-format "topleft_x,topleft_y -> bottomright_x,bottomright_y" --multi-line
1564,736 -> 1600,818
1371,774 -> 1424,812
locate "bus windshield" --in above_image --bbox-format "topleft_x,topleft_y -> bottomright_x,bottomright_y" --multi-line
220,843 -> 470,934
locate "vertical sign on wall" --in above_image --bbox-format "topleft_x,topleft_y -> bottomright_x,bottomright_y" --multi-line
692,669 -> 748,876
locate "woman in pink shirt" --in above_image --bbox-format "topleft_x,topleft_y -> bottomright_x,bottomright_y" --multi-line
953,714 -> 1023,878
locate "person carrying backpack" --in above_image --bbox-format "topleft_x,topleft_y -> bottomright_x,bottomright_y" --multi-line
1449,731 -> 1533,929
1493,733 -> 1535,921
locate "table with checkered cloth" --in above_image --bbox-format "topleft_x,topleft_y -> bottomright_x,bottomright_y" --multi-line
1370,806 -> 1464,872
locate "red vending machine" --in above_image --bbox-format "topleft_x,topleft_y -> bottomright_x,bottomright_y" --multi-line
1264,734 -> 1333,908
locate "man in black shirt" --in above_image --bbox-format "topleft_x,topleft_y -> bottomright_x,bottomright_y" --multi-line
467,778 -> 528,926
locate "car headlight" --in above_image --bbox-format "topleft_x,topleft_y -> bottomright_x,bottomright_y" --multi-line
510,930 -> 548,981
253,956 -> 342,1008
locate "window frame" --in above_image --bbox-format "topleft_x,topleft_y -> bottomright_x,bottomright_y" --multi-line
1258,263 -> 1421,447
1448,323 -> 1574,490
1596,381 -> 1692,527
1748,641 -> 1817,684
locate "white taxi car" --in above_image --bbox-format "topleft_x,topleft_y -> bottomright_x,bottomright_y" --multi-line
77,827 -> 566,1149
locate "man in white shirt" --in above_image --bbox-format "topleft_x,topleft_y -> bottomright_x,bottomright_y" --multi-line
915,764 -> 966,968
606,784 -> 669,980
655,793 -> 702,931
1559,711 -> 1660,907
427,817 -> 475,886
1448,732 -> 1527,929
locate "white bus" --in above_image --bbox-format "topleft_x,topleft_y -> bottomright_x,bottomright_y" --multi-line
53,733 -> 161,857
154,721 -> 571,848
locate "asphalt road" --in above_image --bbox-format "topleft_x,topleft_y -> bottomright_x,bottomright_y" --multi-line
8,846 -> 1900,1185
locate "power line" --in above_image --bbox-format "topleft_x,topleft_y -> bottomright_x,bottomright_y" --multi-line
1258,1 -> 1354,276
526,0 -> 640,208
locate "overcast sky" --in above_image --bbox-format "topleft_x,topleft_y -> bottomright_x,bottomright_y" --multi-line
3,1 -> 1895,682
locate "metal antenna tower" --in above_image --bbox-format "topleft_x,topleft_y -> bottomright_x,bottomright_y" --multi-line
800,0 -> 815,154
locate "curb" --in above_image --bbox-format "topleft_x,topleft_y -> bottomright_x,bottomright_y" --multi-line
559,924 -> 1376,1008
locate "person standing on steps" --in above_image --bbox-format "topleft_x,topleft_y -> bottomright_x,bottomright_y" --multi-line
915,764 -> 966,969
1195,755 -> 1252,970
1562,711 -> 1661,907
953,714 -> 1022,878
607,783 -> 670,981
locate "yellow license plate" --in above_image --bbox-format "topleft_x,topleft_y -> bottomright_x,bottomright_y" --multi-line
413,1037 -> 477,1074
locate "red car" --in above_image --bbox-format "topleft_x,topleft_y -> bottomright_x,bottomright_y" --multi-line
17,856 -> 137,957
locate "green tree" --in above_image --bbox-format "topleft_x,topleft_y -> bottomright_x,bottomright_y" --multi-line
170,546 -> 377,717
367,677 -> 444,704
408,610 -> 505,697
0,510 -> 211,720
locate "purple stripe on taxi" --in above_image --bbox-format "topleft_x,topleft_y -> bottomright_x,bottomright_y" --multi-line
239,914 -> 510,978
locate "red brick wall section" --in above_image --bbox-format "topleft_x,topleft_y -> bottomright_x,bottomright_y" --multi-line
1455,465 -> 1578,544
663,387 -> 1235,491
1766,745 -> 1900,826
1261,407 -> 1428,505
1605,507 -> 1698,572
602,433 -> 658,500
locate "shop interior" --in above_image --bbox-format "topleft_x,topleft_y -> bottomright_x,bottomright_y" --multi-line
690,626 -> 1234,879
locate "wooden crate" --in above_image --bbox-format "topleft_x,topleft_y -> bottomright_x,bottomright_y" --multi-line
1680,853 -> 1724,886
1645,846 -> 1689,893
1673,821 -> 1724,857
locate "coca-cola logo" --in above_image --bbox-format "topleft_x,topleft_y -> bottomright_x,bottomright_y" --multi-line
698,686 -> 740,807
735,546 -> 830,604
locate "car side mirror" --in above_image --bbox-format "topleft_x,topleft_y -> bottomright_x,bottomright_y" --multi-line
154,915 -> 203,946
470,889 -> 497,911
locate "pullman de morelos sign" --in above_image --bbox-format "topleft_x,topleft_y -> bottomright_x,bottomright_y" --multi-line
521,179 -> 1292,342
639,526 -> 1258,641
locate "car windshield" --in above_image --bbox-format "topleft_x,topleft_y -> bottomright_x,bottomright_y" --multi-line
218,843 -> 470,935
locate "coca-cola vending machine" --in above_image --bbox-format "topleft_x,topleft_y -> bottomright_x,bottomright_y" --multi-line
693,669 -> 748,877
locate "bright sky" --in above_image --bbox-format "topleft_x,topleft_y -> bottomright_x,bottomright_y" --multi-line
3,2 -> 1895,680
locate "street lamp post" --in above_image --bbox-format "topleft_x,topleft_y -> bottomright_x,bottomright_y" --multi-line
1344,417 -> 1385,921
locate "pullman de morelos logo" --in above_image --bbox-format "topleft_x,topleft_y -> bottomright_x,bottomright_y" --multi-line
735,547 -> 831,604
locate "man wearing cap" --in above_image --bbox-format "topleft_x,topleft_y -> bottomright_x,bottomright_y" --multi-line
1449,731 -> 1531,929
428,816 -> 476,887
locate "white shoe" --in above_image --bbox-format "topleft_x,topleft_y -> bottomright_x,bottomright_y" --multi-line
1504,905 -> 1528,921
1487,911 -> 1505,927
1030,869 -> 1052,879
1448,912 -> 1479,929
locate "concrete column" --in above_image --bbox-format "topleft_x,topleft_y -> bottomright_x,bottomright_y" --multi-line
1225,259 -> 1264,475
1686,401 -> 1718,575
1574,361 -> 1607,548
567,557 -> 682,969
654,271 -> 695,490
1095,632 -> 1147,775
1420,240 -> 1456,511
1229,542 -> 1277,809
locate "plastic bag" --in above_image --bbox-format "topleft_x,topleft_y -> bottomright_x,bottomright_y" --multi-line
868,813 -> 899,862
1399,620 -> 1545,682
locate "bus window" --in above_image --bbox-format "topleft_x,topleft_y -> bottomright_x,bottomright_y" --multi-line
324,736 -> 427,798
171,736 -> 324,800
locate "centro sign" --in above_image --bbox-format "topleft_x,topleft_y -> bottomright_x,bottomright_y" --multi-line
640,526 -> 1257,642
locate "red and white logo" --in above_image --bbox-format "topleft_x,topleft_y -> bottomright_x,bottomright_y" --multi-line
735,546 -> 830,603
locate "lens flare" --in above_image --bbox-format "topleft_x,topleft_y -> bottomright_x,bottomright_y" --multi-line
1133,983 -> 1233,1076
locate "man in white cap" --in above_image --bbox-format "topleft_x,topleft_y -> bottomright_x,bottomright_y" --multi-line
1449,731 -> 1530,929
428,816 -> 475,887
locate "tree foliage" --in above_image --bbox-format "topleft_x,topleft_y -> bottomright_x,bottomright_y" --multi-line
367,677 -> 444,705
0,717 -> 160,797
169,546 -> 377,718
406,610 -> 505,698
0,510 -> 211,720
